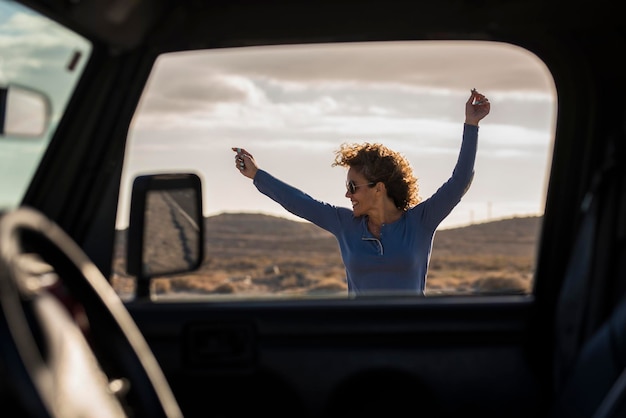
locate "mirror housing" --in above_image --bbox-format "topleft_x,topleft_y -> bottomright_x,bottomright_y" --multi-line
127,173 -> 204,298
0,84 -> 51,137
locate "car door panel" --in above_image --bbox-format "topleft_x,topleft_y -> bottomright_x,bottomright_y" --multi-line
127,297 -> 540,417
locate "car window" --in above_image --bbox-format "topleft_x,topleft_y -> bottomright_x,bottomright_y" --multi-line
0,0 -> 91,211
114,40 -> 555,301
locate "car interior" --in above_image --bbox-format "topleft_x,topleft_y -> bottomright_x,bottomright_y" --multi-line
1,0 -> 626,417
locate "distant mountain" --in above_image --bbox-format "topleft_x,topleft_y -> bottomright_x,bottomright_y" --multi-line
432,215 -> 542,258
117,211 -> 542,258
204,212 -> 340,255
206,212 -> 333,240
205,212 -> 542,257
209,212 -> 541,234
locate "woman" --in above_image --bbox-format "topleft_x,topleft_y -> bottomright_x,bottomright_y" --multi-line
233,89 -> 490,295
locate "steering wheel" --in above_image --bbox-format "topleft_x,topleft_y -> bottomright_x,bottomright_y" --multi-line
0,207 -> 182,418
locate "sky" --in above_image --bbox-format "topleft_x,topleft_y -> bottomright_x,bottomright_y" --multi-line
119,40 -> 556,230
0,0 -> 556,231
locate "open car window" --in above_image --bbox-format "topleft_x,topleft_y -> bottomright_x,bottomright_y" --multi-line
114,40 -> 556,301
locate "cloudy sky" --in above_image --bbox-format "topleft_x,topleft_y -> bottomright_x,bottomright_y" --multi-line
0,0 -> 556,231
119,40 -> 556,230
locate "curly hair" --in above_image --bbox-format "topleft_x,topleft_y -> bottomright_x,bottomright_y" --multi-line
332,142 -> 420,210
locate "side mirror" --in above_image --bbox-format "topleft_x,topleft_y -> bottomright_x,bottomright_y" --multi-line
127,173 -> 205,298
0,84 -> 51,137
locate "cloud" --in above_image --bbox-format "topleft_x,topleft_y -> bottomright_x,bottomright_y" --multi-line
170,41 -> 551,90
135,40 -> 553,119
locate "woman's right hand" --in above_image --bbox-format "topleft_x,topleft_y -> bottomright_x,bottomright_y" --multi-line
232,147 -> 258,179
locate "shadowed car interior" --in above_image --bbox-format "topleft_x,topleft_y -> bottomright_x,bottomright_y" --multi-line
1,0 -> 626,417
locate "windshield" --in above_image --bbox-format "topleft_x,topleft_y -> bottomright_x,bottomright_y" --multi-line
0,0 -> 91,211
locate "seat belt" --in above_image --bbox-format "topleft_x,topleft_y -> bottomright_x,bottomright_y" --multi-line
553,186 -> 598,391
553,139 -> 617,392
593,366 -> 626,417
552,294 -> 626,418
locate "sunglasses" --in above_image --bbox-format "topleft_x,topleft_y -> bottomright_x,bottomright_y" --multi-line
346,180 -> 375,194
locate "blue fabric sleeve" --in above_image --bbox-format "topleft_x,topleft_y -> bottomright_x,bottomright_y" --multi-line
253,170 -> 343,233
418,123 -> 478,228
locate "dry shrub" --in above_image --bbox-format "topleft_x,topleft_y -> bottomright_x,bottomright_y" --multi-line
152,279 -> 171,294
308,278 -> 347,294
169,276 -> 214,292
472,275 -> 530,294
426,272 -> 531,295
429,254 -> 532,272
426,276 -> 476,295
213,282 -> 237,294
111,275 -> 135,294
279,275 -> 302,288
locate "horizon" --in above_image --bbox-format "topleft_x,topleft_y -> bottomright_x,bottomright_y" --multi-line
115,208 -> 542,232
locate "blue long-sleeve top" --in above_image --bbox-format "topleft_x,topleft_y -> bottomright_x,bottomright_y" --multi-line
253,124 -> 479,296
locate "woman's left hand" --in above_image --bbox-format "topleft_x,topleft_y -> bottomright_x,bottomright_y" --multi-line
465,89 -> 490,126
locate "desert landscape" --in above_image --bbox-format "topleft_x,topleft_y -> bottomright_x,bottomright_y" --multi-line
112,208 -> 541,299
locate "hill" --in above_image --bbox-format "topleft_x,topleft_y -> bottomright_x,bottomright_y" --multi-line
206,212 -> 541,256
204,212 -> 340,256
433,216 -> 541,257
